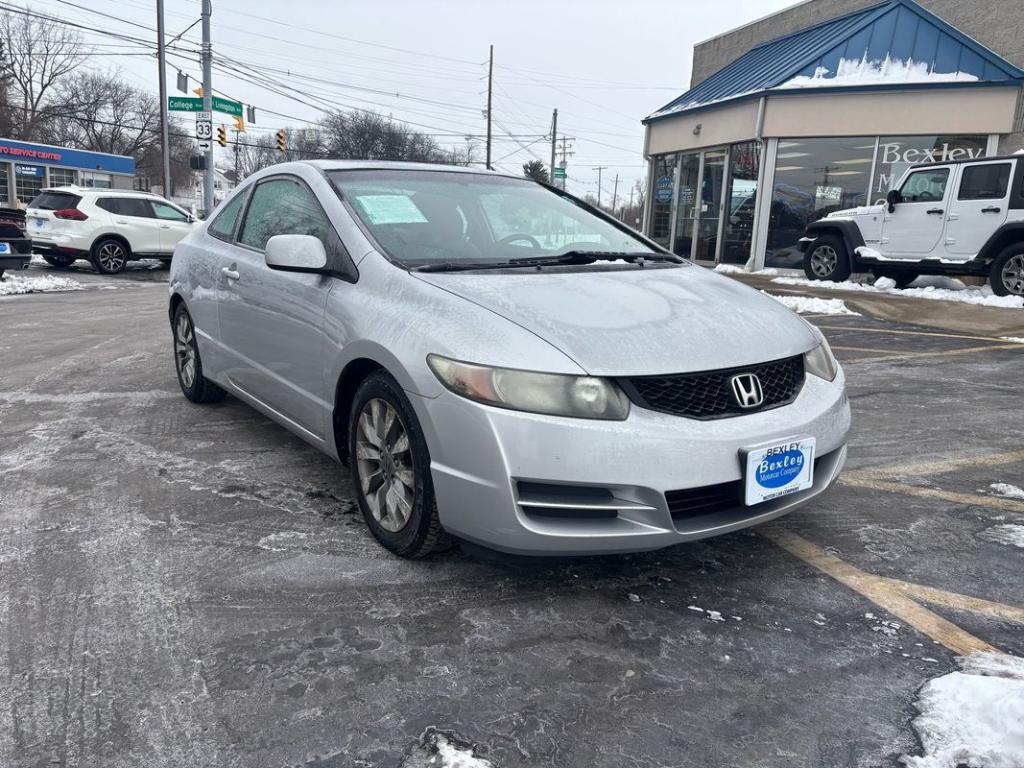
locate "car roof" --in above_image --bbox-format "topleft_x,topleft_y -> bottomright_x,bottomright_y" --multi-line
39,186 -> 165,198
300,159 -> 519,179
908,154 -> 1020,170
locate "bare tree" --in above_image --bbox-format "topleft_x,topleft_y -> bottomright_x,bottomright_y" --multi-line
1,9 -> 88,140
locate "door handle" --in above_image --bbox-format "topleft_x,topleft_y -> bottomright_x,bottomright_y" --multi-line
981,206 -> 1001,213
160,224 -> 171,229
116,219 -> 128,224
221,266 -> 240,280
926,208 -> 944,215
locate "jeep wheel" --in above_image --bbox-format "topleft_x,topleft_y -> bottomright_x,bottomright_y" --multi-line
990,245 -> 1024,297
42,254 -> 78,268
872,268 -> 919,289
803,235 -> 851,282
91,238 -> 130,274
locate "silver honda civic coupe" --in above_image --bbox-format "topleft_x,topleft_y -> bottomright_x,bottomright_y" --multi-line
168,161 -> 850,558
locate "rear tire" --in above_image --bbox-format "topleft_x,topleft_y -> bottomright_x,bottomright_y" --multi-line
803,235 -> 851,282
172,303 -> 226,404
42,254 -> 77,268
348,371 -> 450,558
990,244 -> 1024,297
871,268 -> 918,289
91,237 -> 130,274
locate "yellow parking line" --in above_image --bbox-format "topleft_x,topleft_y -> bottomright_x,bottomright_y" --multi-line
830,345 -> 914,354
864,448 -> 1024,479
887,580 -> 1024,625
762,528 -> 998,655
838,474 -> 1024,513
816,325 -> 1016,343
847,343 -> 1024,364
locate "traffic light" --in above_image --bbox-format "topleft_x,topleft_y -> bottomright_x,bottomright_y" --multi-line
276,129 -> 287,153
217,125 -> 227,147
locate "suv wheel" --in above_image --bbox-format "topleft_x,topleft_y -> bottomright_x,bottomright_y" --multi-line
42,254 -> 77,268
91,238 -> 130,274
803,235 -> 851,282
990,244 -> 1024,297
348,371 -> 451,558
172,303 -> 226,404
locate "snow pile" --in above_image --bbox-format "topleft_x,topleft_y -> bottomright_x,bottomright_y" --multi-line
989,483 -> 1024,501
902,652 -> 1024,768
764,292 -> 858,315
714,263 -> 747,274
403,730 -> 493,768
713,263 -> 786,276
0,273 -> 82,296
979,525 -> 1024,549
781,54 -> 979,89
772,276 -> 1024,309
1001,337 -> 1024,344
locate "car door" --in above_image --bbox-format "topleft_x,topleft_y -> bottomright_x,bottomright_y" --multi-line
108,197 -> 161,254
217,175 -> 335,439
943,160 -> 1012,259
150,200 -> 194,254
880,165 -> 952,259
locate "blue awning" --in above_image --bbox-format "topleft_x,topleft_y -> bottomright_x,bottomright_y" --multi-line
646,0 -> 1024,123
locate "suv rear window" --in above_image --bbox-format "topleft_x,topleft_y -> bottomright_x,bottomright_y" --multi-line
30,191 -> 81,210
957,163 -> 1011,200
97,198 -> 153,217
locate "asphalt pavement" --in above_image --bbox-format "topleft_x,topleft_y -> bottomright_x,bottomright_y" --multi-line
1,265 -> 1022,767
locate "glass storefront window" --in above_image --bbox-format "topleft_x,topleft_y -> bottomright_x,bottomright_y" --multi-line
15,164 -> 44,206
0,166 -> 8,206
694,149 -> 726,261
81,171 -> 113,189
648,154 -> 677,247
672,152 -> 700,257
871,135 -> 987,202
765,137 -> 874,268
721,141 -> 760,264
48,167 -> 77,187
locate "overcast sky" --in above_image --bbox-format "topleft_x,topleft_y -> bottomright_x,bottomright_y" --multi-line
40,0 -> 796,198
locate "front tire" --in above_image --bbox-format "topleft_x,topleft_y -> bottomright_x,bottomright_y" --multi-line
91,237 -> 130,274
348,372 -> 449,558
172,304 -> 226,404
990,244 -> 1024,297
803,235 -> 851,282
42,254 -> 77,268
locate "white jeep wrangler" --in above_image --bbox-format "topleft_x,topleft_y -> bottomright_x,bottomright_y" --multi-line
798,155 -> 1024,296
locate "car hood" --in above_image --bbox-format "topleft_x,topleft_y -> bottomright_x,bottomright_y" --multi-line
414,264 -> 819,376
828,203 -> 885,218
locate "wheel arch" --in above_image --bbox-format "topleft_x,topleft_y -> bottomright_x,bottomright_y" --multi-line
332,357 -> 386,464
976,223 -> 1024,264
804,220 -> 865,261
91,232 -> 132,256
168,291 -> 186,326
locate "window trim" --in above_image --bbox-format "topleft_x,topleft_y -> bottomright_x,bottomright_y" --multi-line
897,166 -> 951,204
207,187 -> 251,243
151,199 -> 191,222
956,161 -> 1012,201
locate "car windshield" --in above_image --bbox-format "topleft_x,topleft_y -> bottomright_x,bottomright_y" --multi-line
328,169 -> 658,268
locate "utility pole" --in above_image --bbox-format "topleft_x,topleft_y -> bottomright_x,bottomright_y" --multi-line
233,128 -> 240,185
201,0 -> 214,215
628,186 -> 635,224
592,166 -> 608,207
549,108 -> 557,182
611,173 -> 620,216
557,137 -> 574,190
156,0 -> 171,199
485,44 -> 493,170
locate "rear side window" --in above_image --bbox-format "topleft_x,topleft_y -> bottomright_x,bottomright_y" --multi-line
208,193 -> 246,241
30,191 -> 81,210
957,163 -> 1011,200
152,201 -> 189,221
97,198 -> 153,217
238,177 -> 332,251
898,168 -> 949,202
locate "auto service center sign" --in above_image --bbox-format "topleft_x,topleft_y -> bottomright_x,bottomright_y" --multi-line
0,138 -> 135,175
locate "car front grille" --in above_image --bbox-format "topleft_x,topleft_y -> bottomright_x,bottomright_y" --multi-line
618,355 -> 805,420
665,480 -> 741,519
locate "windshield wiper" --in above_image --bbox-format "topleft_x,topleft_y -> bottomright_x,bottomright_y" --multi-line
508,250 -> 683,267
413,261 -> 523,273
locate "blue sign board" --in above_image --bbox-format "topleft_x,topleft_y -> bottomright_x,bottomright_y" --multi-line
14,164 -> 43,177
654,175 -> 675,204
0,138 -> 134,175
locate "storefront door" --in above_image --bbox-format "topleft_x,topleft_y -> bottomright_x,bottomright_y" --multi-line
672,152 -> 700,257
694,149 -> 726,261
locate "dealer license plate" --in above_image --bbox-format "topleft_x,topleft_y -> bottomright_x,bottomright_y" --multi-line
0,243 -> 10,254
743,438 -> 815,505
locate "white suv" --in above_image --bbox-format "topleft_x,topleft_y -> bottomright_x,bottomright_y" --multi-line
27,187 -> 196,274
799,156 -> 1024,296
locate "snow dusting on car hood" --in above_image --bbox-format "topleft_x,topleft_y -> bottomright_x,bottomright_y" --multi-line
828,203 -> 885,218
415,264 -> 818,376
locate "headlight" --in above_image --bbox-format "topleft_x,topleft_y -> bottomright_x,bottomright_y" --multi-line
804,336 -> 839,381
427,355 -> 630,420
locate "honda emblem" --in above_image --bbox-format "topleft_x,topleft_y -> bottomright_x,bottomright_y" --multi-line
730,373 -> 764,409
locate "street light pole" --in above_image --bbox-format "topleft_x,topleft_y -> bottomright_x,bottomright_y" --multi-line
201,0 -> 214,215
592,166 -> 607,207
156,0 -> 171,198
485,44 -> 493,171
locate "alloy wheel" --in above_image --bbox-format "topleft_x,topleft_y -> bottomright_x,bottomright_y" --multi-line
174,313 -> 197,389
1002,253 -> 1024,296
810,245 -> 838,278
355,398 -> 414,532
97,242 -> 126,272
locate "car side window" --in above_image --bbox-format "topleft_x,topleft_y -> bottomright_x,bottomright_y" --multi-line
96,198 -> 121,214
238,177 -> 332,251
208,193 -> 246,242
898,168 -> 950,203
110,198 -> 155,218
152,201 -> 189,221
957,163 -> 1011,201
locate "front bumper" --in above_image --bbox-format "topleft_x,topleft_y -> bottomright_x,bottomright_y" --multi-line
412,371 -> 851,555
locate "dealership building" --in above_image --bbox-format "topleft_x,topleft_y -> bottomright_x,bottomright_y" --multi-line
641,0 -> 1024,269
0,138 -> 135,208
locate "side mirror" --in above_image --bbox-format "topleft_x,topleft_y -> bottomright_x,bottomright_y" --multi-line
265,234 -> 328,273
886,188 -> 901,213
